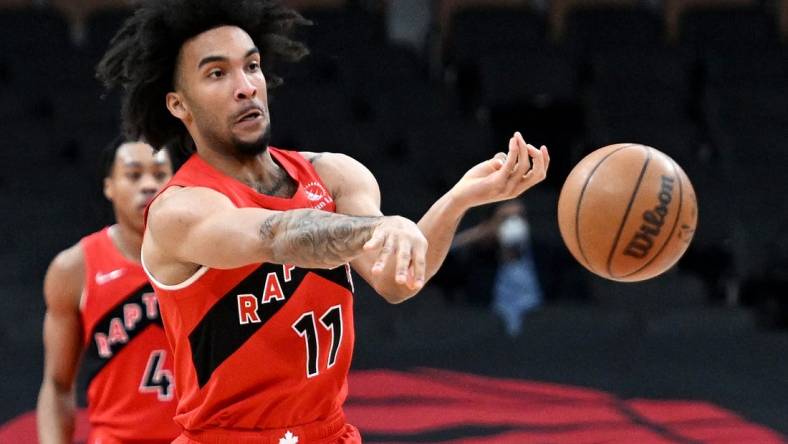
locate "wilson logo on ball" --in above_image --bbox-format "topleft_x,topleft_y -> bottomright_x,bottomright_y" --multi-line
623,175 -> 675,259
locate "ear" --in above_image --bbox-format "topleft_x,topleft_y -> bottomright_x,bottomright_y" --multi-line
166,91 -> 189,120
103,176 -> 114,202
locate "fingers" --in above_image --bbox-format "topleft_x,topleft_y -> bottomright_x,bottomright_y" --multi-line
378,235 -> 426,290
526,144 -> 540,166
542,145 -> 551,171
501,135 -> 518,174
511,133 -> 531,180
410,238 -> 427,290
492,152 -> 507,169
521,144 -> 549,186
368,222 -> 427,291
372,233 -> 395,274
394,236 -> 411,284
469,133 -> 551,205
494,132 -> 531,196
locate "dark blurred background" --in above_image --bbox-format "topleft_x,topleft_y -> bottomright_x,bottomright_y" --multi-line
0,0 -> 787,439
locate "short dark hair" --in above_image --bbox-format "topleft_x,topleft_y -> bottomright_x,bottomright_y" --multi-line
100,137 -> 182,182
96,0 -> 309,152
99,134 -> 128,180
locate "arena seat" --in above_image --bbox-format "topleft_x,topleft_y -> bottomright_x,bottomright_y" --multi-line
564,6 -> 663,56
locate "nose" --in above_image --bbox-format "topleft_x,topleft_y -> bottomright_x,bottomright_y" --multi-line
234,72 -> 257,101
139,173 -> 160,194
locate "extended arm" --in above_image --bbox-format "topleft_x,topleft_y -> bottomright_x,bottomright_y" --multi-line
259,209 -> 382,268
316,157 -> 460,303
312,132 -> 549,303
143,186 -> 425,285
37,245 -> 85,444
418,133 -> 549,286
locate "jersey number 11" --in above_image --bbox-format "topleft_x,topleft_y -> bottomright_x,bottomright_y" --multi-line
292,305 -> 343,378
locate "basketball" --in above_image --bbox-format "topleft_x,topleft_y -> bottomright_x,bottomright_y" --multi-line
557,144 -> 698,282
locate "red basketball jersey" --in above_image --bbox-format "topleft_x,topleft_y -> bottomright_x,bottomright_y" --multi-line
80,227 -> 180,443
142,148 -> 356,435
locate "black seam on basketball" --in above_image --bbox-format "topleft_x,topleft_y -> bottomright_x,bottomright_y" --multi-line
574,144 -> 636,273
620,155 -> 684,278
606,146 -> 651,278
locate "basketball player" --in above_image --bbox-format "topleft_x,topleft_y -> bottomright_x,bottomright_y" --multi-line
96,1 -> 549,442
36,139 -> 179,444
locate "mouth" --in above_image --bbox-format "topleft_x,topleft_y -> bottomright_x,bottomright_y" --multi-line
236,106 -> 264,123
139,195 -> 156,210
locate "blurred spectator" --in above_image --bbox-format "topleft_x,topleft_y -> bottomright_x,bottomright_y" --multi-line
434,200 -> 543,336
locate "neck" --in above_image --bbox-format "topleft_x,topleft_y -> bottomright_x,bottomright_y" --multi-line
196,143 -> 295,197
109,223 -> 143,264
199,144 -> 274,179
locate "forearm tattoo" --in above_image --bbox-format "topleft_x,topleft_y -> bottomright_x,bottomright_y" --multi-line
260,209 -> 381,267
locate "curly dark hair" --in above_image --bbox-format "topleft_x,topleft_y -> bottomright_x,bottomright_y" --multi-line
96,0 -> 309,151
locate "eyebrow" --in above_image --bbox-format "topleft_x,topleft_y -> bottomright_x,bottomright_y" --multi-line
197,47 -> 260,69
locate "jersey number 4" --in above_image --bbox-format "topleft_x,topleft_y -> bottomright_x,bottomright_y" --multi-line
139,349 -> 174,401
292,305 -> 343,378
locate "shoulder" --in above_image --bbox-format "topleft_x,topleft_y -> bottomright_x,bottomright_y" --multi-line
298,152 -> 379,200
299,151 -> 367,172
49,242 -> 85,277
44,242 -> 85,310
148,186 -> 235,227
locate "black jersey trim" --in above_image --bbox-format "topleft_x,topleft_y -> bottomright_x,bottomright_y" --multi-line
83,284 -> 162,387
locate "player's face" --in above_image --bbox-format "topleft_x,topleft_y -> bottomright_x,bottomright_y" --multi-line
104,143 -> 173,233
173,26 -> 271,156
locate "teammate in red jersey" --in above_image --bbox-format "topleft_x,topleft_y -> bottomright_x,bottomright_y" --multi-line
97,1 -> 549,442
37,139 -> 179,444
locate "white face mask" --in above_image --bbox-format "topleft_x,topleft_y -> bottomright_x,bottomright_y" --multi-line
497,216 -> 530,248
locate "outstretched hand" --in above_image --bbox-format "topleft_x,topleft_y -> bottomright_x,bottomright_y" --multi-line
449,132 -> 550,209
